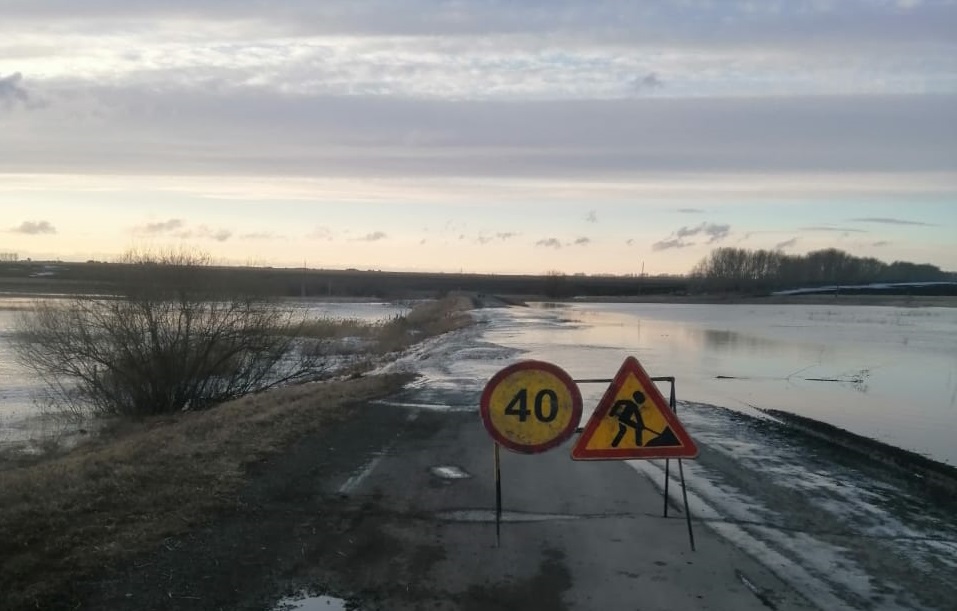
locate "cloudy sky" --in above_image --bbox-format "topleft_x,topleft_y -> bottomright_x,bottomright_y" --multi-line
1,0 -> 955,274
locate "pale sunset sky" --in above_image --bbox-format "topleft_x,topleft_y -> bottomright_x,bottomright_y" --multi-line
1,1 -> 955,275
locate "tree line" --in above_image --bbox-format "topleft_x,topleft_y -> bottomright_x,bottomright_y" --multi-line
690,247 -> 951,292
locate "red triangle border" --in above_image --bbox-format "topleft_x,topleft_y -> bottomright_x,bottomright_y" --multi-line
571,356 -> 699,460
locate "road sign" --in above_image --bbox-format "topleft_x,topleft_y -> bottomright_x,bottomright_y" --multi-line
572,356 -> 698,460
481,360 -> 583,454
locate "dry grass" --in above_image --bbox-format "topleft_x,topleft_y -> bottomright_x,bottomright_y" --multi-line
0,373 -> 413,609
295,316 -> 385,340
373,295 -> 473,353
284,295 -> 472,350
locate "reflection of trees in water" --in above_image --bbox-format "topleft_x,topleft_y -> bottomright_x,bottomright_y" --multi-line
699,328 -> 779,352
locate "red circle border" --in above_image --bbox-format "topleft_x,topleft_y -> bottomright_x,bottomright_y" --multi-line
480,360 -> 583,454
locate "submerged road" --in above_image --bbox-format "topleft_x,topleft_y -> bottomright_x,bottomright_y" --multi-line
304,400 -> 816,611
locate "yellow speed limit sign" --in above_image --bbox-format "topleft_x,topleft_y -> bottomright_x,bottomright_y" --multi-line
480,360 -> 583,454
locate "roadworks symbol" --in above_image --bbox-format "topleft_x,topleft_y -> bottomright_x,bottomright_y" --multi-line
571,356 -> 698,461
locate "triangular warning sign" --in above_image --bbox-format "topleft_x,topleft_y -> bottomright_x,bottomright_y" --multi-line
572,357 -> 698,460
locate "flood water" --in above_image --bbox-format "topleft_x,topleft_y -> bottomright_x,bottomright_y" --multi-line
512,303 -> 957,467
0,299 -> 409,445
3,298 -> 955,467
385,301 -> 957,467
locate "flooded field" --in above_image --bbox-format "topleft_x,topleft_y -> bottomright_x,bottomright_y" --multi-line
6,298 -> 953,467
391,302 -> 957,466
523,303 -> 957,467
0,299 -> 409,445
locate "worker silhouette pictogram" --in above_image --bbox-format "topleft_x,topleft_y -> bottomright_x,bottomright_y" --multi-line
609,390 -> 662,448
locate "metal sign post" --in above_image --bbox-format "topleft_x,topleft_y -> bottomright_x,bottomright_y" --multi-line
572,369 -> 696,551
494,442 -> 502,547
482,357 -> 697,552
481,360 -> 583,548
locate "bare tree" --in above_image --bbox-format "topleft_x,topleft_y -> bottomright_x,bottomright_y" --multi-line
14,249 -> 326,417
542,270 -> 568,299
691,247 -> 946,292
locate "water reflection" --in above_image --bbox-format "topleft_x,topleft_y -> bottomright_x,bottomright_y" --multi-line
273,593 -> 348,611
701,328 -> 778,352
506,303 -> 957,466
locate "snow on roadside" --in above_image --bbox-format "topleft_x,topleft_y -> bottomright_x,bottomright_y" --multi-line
641,402 -> 957,611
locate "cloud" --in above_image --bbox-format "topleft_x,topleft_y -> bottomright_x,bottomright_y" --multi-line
4,87 -> 954,183
652,221 -> 730,251
626,238 -> 635,246
0,72 -> 30,109
652,238 -> 694,251
133,219 -> 231,241
801,226 -> 867,233
177,226 -> 232,242
11,220 -> 56,235
136,218 -> 185,235
675,225 -> 700,238
207,228 -> 232,242
677,208 -> 704,214
586,210 -> 597,223
632,72 -> 663,93
536,238 -> 562,249
308,226 -> 334,240
1,0 -> 954,50
240,231 -> 281,240
355,231 -> 387,242
573,237 -> 591,246
775,237 -> 798,250
849,217 -> 936,226
872,240 -> 892,247
674,222 -> 730,243
496,232 -> 517,240
704,224 -> 731,242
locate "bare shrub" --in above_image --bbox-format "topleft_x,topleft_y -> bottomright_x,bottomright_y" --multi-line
13,249 -> 326,417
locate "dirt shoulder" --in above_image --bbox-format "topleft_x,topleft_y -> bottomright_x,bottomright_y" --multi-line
0,374 -> 414,611
75,399 -> 423,611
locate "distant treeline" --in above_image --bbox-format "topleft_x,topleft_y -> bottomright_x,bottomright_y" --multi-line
691,247 -> 952,292
0,260 -> 688,299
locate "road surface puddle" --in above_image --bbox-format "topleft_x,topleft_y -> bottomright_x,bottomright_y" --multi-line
430,465 -> 471,479
273,593 -> 349,610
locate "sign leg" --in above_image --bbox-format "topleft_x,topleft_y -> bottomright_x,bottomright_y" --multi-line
494,442 -> 502,548
663,380 -> 676,518
663,458 -> 671,518
677,458 -> 696,552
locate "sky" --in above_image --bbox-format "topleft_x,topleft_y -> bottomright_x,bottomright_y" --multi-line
1,0 -> 955,275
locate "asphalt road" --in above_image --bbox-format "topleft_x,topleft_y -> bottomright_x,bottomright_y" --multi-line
310,402 -> 816,611
77,397 -> 817,611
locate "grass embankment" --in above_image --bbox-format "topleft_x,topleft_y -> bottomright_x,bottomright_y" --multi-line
0,296 -> 473,610
297,294 -> 473,354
